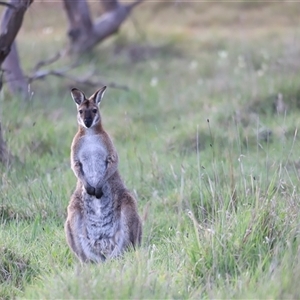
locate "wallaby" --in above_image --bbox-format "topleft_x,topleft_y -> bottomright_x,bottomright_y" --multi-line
65,86 -> 142,263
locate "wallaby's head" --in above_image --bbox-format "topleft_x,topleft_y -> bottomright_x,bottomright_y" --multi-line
71,86 -> 107,129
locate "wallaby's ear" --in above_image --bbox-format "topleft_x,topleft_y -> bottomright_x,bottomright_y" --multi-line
92,86 -> 107,105
71,88 -> 86,105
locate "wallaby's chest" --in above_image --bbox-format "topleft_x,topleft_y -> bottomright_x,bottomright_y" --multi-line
77,135 -> 108,185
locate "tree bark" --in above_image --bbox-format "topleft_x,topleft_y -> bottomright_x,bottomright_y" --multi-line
0,122 -> 13,165
2,42 -> 28,97
100,0 -> 119,12
0,0 -> 33,164
63,0 -> 93,48
0,0 -> 33,98
63,0 -> 144,55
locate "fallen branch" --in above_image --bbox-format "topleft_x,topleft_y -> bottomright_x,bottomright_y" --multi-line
28,48 -> 128,90
27,68 -> 129,91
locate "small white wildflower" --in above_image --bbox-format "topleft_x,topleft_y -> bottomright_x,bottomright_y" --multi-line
150,77 -> 158,87
257,69 -> 264,77
189,60 -> 198,70
238,55 -> 246,68
197,78 -> 204,85
218,50 -> 228,59
42,27 -> 53,35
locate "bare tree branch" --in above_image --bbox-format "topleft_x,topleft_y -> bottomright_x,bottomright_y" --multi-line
0,1 -> 16,9
32,52 -> 62,72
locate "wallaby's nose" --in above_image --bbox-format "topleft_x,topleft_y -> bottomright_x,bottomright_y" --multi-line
84,119 -> 93,128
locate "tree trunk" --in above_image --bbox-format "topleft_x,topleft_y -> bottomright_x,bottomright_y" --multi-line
0,0 -> 33,98
63,0 -> 144,55
63,0 -> 93,52
100,0 -> 119,12
0,122 -> 13,165
2,42 -> 28,98
0,0 -> 33,164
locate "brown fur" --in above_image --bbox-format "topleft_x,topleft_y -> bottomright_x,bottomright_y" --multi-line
65,87 -> 142,263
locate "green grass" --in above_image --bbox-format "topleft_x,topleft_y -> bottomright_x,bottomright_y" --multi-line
1,2 -> 300,299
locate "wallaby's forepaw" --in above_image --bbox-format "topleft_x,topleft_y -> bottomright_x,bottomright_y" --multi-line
106,154 -> 116,165
95,187 -> 103,199
85,184 -> 95,196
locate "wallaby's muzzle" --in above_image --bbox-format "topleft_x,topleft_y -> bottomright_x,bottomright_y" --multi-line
84,119 -> 93,128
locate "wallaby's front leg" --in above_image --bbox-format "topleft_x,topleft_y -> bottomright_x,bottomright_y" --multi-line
95,153 -> 118,198
73,160 -> 95,196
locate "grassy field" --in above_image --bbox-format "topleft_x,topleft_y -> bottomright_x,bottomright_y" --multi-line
1,1 -> 300,299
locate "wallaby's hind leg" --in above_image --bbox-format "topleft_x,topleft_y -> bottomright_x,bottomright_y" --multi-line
107,191 -> 142,259
121,191 -> 143,248
65,190 -> 103,263
65,214 -> 88,263
65,213 -> 105,263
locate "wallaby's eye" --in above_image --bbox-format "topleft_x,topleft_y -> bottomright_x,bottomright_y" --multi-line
92,109 -> 97,114
79,110 -> 83,114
